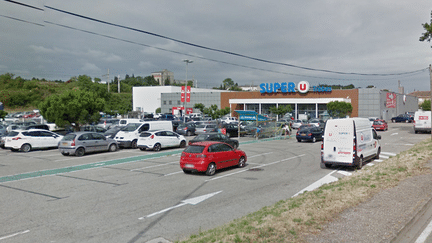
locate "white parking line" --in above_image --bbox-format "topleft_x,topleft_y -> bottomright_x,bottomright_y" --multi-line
0,230 -> 30,241
292,171 -> 338,197
381,152 -> 397,156
164,171 -> 184,176
205,154 -> 306,182
131,161 -> 178,171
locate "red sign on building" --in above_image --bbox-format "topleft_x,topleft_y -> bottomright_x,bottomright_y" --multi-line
180,86 -> 185,103
386,92 -> 396,108
186,86 -> 191,102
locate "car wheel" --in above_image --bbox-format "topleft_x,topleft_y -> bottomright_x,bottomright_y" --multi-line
131,140 -> 138,149
61,152 -> 68,156
238,156 -> 246,168
325,163 -> 332,168
20,143 -> 31,152
375,147 -> 380,159
391,119 -> 395,123
139,147 -> 146,151
205,163 -> 216,176
179,140 -> 186,148
297,139 -> 301,142
75,147 -> 85,157
357,157 -> 363,169
109,144 -> 117,152
186,131 -> 191,136
312,137 -> 316,143
153,143 -> 161,151
415,130 -> 418,134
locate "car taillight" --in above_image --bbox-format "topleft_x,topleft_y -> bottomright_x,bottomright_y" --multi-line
196,154 -> 206,158
71,139 -> 75,146
150,135 -> 154,139
12,137 -> 21,140
188,141 -> 192,145
183,127 -> 187,130
308,133 -> 312,136
296,132 -> 299,135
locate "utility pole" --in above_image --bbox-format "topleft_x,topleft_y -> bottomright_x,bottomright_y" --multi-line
102,69 -> 110,92
183,59 -> 193,123
118,75 -> 120,93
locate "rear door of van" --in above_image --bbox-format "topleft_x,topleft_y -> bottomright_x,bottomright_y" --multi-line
322,119 -> 354,165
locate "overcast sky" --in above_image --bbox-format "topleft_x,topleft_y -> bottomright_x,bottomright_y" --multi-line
1,0 -> 431,93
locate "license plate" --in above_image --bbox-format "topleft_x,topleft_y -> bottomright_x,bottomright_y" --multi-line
184,164 -> 194,168
301,133 -> 306,136
61,142 -> 69,146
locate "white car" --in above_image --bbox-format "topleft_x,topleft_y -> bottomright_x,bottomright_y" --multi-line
4,129 -> 63,152
220,117 -> 238,124
137,130 -> 186,151
291,119 -> 303,129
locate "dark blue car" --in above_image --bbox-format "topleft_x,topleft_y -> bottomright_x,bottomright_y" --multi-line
391,114 -> 413,123
296,126 -> 323,143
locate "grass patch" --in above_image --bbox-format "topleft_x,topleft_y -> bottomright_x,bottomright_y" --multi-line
179,139 -> 432,243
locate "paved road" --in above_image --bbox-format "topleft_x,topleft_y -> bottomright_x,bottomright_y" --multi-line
0,122 -> 428,242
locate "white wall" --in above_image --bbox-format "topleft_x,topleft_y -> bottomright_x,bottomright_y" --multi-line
132,86 -> 226,114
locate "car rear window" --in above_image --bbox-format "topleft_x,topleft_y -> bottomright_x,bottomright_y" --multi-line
6,131 -> 20,137
140,132 -> 152,137
298,127 -> 312,132
63,134 -> 76,141
184,145 -> 205,153
196,125 -> 205,128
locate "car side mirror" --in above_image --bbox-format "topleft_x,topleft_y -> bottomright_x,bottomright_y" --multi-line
377,135 -> 381,140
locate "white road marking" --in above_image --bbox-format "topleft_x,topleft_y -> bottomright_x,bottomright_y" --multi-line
139,191 -> 222,219
415,219 -> 432,243
381,152 -> 397,156
205,154 -> 306,182
337,171 -> 352,176
292,171 -> 338,197
391,133 -> 398,136
0,230 -> 30,241
131,161 -> 178,171
164,171 -> 183,176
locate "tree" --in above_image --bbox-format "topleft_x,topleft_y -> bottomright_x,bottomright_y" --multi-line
420,100 -> 431,111
155,107 -> 161,113
420,10 -> 432,48
199,104 -> 230,119
269,105 -> 293,119
38,90 -> 105,131
193,103 -> 205,113
222,78 -> 235,90
0,110 -> 7,120
327,101 -> 353,118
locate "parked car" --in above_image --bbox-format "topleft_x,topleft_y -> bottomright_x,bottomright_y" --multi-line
188,132 -> 239,149
391,114 -> 413,123
296,126 -> 324,143
176,122 -> 197,136
137,130 -> 186,151
179,141 -> 247,176
80,125 -> 107,133
4,129 -> 63,152
308,119 -> 325,129
372,120 -> 388,131
222,123 -> 245,137
22,124 -> 50,130
291,119 -> 303,129
220,117 -> 238,124
58,132 -> 118,156
104,125 -> 123,139
194,124 -> 218,134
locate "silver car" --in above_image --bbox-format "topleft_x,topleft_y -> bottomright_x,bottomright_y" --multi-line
194,124 -> 218,134
58,132 -> 118,156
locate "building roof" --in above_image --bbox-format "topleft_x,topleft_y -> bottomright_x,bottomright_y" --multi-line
407,91 -> 431,98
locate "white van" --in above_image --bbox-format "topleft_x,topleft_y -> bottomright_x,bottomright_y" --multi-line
118,118 -> 142,127
413,110 -> 431,133
115,121 -> 172,148
321,118 -> 381,169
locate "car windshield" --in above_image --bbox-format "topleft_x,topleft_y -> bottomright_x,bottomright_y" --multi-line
196,125 -> 205,128
6,131 -> 20,137
121,123 -> 141,131
63,134 -> 76,141
184,145 -> 205,153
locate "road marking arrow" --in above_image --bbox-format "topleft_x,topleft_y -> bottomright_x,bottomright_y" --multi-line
139,191 -> 222,220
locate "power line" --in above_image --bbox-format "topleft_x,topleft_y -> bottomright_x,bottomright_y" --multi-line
44,21 -> 428,82
0,14 -> 44,26
4,0 -> 44,11
43,4 -> 425,77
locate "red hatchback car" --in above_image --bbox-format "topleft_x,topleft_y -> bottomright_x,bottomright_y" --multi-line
372,120 -> 388,131
180,141 -> 247,176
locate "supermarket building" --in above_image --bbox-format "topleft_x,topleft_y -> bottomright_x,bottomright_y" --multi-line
133,81 -> 418,120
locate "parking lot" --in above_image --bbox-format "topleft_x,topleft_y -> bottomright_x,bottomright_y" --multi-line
0,122 -> 429,242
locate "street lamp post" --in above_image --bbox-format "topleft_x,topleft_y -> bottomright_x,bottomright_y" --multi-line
183,59 -> 193,123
